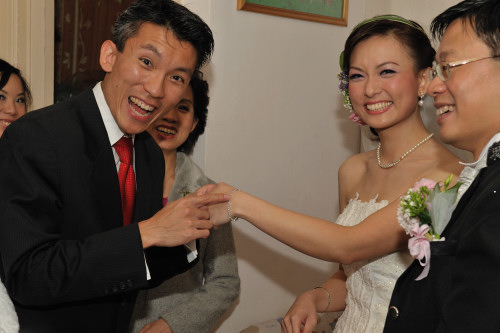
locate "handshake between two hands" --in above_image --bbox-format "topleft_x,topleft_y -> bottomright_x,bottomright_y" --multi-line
139,182 -> 239,249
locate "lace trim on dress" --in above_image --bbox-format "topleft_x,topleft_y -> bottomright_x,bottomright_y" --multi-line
350,193 -> 411,235
350,193 -> 388,206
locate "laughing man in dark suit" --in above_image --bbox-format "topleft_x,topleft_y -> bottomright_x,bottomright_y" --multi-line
0,1 -> 227,332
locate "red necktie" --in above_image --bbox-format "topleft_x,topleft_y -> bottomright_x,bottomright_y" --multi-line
114,137 -> 135,226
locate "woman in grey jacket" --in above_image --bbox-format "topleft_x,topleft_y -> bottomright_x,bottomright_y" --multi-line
129,71 -> 240,333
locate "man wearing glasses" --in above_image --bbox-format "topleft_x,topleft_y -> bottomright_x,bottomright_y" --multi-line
384,0 -> 500,332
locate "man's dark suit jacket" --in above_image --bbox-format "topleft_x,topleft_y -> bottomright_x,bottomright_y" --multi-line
0,89 -> 194,332
384,153 -> 500,332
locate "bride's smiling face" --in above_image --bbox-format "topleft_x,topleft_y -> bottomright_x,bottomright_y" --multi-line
348,35 -> 422,131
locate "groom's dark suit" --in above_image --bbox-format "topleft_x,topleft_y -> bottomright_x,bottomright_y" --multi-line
0,89 -> 194,332
384,145 -> 500,332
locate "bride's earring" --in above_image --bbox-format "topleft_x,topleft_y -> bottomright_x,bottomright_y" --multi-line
418,92 -> 425,107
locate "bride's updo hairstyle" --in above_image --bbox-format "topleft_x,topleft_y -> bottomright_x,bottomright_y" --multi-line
342,15 -> 435,77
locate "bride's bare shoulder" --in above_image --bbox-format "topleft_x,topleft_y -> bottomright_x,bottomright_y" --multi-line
339,151 -> 372,178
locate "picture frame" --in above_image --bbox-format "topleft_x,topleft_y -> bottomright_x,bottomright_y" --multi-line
237,0 -> 348,26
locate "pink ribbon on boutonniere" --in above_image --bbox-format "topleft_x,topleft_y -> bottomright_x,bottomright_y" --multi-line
408,223 -> 431,281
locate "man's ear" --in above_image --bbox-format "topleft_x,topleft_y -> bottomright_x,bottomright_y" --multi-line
100,40 -> 118,73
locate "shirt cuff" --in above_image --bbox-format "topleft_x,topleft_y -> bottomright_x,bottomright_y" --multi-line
144,252 -> 151,280
185,240 -> 198,263
144,242 -> 197,281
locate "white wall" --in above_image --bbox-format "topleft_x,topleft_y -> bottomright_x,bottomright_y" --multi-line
366,0 -> 458,29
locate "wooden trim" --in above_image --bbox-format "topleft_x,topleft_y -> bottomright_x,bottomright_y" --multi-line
0,0 -> 54,110
237,0 -> 348,26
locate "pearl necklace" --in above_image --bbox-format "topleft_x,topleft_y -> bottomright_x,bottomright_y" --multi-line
377,133 -> 434,169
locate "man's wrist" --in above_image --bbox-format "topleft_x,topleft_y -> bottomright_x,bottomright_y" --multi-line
138,219 -> 155,249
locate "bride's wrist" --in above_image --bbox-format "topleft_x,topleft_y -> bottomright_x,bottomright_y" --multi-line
231,190 -> 249,219
313,286 -> 331,312
227,189 -> 240,222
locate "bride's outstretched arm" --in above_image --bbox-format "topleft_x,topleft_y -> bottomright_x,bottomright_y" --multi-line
209,182 -> 408,264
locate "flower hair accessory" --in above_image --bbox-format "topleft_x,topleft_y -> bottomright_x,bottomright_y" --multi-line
397,175 -> 461,280
338,47 -> 365,125
337,70 -> 351,110
337,67 -> 365,125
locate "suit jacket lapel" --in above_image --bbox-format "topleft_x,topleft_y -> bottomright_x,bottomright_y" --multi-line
133,132 -> 164,223
73,89 -> 163,228
443,167 -> 485,237
76,89 -> 123,230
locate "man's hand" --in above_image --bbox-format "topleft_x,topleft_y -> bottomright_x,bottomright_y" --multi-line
138,192 -> 228,248
139,319 -> 172,333
193,183 -> 216,195
206,182 -> 238,226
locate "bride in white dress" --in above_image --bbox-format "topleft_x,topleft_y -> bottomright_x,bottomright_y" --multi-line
208,15 -> 463,333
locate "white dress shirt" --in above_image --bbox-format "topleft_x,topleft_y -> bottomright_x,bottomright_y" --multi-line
93,82 -> 151,279
456,132 -> 500,203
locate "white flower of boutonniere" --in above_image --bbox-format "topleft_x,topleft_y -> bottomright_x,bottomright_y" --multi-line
397,175 -> 461,280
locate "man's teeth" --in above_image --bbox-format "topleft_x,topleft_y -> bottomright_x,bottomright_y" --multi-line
129,97 -> 155,112
1,120 -> 12,127
436,105 -> 455,116
157,126 -> 176,135
366,102 -> 392,111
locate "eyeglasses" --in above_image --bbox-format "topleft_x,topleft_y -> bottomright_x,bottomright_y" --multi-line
427,55 -> 500,82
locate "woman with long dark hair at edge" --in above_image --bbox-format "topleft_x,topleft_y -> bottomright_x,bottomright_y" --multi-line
0,59 -> 32,333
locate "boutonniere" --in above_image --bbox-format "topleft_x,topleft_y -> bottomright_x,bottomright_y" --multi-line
397,175 -> 461,280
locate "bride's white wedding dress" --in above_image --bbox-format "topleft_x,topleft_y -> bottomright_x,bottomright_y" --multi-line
333,195 -> 413,333
0,280 -> 19,332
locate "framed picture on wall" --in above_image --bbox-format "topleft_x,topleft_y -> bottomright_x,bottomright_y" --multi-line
237,0 -> 348,26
